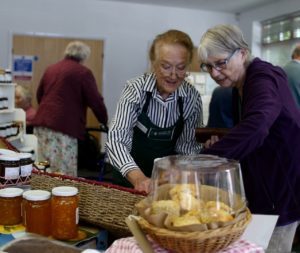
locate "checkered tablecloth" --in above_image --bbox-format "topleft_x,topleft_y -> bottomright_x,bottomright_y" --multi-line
105,236 -> 264,253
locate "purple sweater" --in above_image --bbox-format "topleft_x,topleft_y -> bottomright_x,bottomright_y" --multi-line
32,58 -> 108,140
202,58 -> 300,225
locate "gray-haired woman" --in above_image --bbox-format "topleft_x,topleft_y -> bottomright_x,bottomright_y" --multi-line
33,41 -> 108,177
199,24 -> 300,252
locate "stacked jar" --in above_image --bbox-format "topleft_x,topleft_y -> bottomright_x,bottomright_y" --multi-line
18,152 -> 33,180
51,186 -> 79,240
0,154 -> 20,184
0,187 -> 23,225
19,146 -> 36,162
0,97 -> 8,110
0,69 -> 12,83
0,185 -> 79,241
23,190 -> 51,236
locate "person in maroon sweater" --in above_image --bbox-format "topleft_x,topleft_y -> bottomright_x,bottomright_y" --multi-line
32,41 -> 108,177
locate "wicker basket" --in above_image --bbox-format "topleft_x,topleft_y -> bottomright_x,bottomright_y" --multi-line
30,171 -> 145,238
137,208 -> 251,253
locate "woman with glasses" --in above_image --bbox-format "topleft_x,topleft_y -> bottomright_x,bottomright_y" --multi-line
106,29 -> 203,193
199,24 -> 300,253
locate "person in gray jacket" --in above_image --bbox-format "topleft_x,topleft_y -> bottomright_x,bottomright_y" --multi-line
283,44 -> 300,108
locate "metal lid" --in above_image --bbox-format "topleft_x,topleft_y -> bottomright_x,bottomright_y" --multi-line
18,152 -> 32,159
0,187 -> 24,197
0,154 -> 20,161
0,149 -> 17,155
52,186 -> 78,197
19,146 -> 34,153
23,190 -> 51,201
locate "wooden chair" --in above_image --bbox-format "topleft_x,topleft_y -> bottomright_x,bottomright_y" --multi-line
195,127 -> 230,144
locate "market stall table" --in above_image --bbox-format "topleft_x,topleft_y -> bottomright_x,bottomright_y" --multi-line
105,236 -> 264,253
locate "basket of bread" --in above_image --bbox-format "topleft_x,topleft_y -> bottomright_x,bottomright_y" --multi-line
135,155 -> 251,253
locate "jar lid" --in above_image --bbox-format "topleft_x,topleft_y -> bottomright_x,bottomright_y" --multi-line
19,146 -> 34,153
0,187 -> 24,197
0,154 -> 20,161
0,149 -> 17,155
18,152 -> 32,159
23,190 -> 51,201
52,186 -> 78,197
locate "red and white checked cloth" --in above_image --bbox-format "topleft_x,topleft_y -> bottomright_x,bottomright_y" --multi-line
105,237 -> 264,253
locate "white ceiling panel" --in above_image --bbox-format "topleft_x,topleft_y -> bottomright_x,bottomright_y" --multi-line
95,0 -> 284,14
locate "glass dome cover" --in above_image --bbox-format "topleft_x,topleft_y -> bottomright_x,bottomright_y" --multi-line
149,154 -> 246,218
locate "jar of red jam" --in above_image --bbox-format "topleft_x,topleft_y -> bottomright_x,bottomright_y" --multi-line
51,186 -> 79,240
23,190 -> 51,236
0,187 -> 23,225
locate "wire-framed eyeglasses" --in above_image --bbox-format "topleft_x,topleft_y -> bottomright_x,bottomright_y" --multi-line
158,62 -> 188,77
200,48 -> 240,73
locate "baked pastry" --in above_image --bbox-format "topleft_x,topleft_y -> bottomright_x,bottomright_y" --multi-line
169,184 -> 204,211
150,200 -> 180,216
169,184 -> 196,198
212,209 -> 234,222
205,201 -> 232,212
171,215 -> 201,227
171,192 -> 204,211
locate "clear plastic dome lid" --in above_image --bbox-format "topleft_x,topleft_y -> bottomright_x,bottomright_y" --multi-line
149,154 -> 246,217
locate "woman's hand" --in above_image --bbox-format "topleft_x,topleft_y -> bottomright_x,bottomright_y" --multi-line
126,169 -> 151,194
204,135 -> 219,149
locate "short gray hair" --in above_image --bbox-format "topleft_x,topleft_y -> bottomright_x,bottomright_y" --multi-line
15,84 -> 32,104
198,24 -> 251,63
64,41 -> 91,62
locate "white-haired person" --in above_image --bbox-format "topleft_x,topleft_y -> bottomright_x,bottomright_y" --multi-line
15,84 -> 36,133
32,41 -> 108,177
283,43 -> 300,108
198,24 -> 300,253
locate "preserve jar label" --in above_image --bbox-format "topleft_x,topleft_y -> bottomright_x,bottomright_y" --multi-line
5,167 -> 19,179
76,207 -> 79,224
20,164 -> 33,177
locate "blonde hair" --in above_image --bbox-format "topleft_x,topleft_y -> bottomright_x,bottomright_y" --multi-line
149,29 -> 194,64
198,24 -> 251,63
64,41 -> 91,62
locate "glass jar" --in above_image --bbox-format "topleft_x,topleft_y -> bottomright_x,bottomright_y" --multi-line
23,190 -> 51,236
0,187 -> 23,225
0,149 -> 17,155
51,186 -> 79,240
4,69 -> 12,83
0,97 -> 8,110
18,152 -> 33,179
0,154 -> 20,183
150,155 -> 246,220
19,146 -> 35,162
22,194 -> 27,226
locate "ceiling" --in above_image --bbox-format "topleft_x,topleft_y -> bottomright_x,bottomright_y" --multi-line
98,0 -> 283,14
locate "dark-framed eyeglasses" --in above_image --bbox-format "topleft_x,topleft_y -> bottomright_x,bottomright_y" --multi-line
200,48 -> 240,73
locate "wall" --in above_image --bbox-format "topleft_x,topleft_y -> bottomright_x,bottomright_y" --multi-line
0,0 -> 236,122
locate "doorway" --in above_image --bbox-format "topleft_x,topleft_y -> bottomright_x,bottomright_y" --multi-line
12,34 -> 105,130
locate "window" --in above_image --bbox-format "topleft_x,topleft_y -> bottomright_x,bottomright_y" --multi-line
262,11 -> 300,45
261,11 -> 300,67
